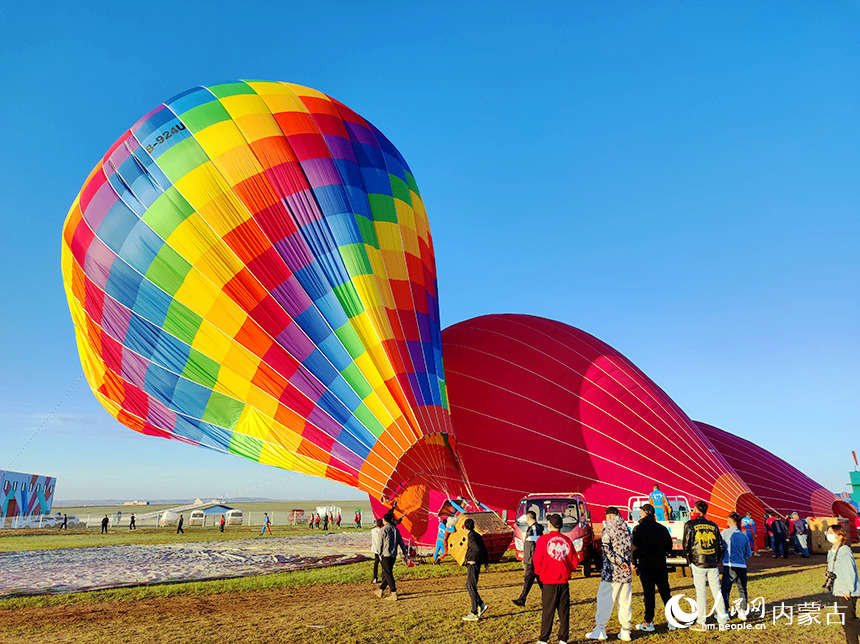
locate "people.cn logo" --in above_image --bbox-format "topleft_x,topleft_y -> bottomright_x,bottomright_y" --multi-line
665,594 -> 699,629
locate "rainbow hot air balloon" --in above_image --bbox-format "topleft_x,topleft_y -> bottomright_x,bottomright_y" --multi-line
442,314 -> 766,524
61,81 -> 468,537
696,421 -> 856,521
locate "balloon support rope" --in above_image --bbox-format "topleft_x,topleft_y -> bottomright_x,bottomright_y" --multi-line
1,374 -> 82,476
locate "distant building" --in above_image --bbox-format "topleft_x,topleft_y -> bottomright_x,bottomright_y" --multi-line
1,471 -> 56,518
123,501 -> 150,506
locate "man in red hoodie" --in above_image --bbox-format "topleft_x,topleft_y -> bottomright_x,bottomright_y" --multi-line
533,513 -> 578,644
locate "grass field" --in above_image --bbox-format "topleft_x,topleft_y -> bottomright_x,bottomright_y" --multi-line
0,523 -> 370,552
1,546 -> 855,644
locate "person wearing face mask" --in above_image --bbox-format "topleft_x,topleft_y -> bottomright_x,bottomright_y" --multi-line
825,524 -> 860,644
513,510 -> 544,606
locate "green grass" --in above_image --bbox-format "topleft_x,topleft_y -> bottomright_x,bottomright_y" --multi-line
0,524 -> 370,552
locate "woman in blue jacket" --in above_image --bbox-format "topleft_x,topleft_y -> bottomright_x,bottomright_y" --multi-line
720,512 -> 752,620
827,524 -> 860,644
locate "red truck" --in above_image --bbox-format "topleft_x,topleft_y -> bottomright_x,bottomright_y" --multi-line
513,493 -> 602,577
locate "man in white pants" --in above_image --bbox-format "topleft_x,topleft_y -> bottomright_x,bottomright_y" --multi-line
683,500 -> 728,630
587,506 -> 633,641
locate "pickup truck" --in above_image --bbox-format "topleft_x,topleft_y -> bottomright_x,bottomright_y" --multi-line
513,493 -> 602,577
624,495 -> 691,574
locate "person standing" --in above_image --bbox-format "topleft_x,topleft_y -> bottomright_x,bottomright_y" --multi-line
513,510 -> 544,606
721,512 -> 752,620
129,513 -> 136,530
826,523 -> 860,644
461,518 -> 490,621
371,518 -> 384,583
219,514 -> 225,532
433,517 -> 456,564
176,514 -> 184,534
59,514 -> 68,531
322,513 -> 329,531
375,512 -> 407,600
740,512 -> 757,555
356,510 -> 362,529
100,515 -> 109,534
771,514 -> 789,559
315,513 -> 321,530
260,512 -> 273,535
632,503 -> 674,632
336,513 -> 341,529
765,512 -> 775,551
683,500 -> 727,631
791,512 -> 810,558
586,507 -> 633,641
648,485 -> 671,521
533,513 -> 577,643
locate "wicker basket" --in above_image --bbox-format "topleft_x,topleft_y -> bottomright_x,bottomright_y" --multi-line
446,511 -> 514,565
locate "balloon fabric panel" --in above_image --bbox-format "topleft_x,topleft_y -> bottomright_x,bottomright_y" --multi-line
62,81 -> 461,504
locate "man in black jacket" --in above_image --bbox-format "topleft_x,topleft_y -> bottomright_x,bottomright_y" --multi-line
632,504 -> 674,632
462,518 -> 489,621
683,501 -> 727,631
513,510 -> 544,606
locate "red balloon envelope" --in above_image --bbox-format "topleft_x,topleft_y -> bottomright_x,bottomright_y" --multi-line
695,421 -> 856,520
442,314 -> 765,525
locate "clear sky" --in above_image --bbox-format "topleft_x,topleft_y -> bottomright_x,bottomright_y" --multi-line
0,2 -> 857,502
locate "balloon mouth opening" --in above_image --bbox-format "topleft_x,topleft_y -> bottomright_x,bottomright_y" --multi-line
833,499 -> 857,519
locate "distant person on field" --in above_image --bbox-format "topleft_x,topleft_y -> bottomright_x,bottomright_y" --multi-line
59,514 -> 67,531
461,518 -> 489,621
129,513 -> 136,530
631,503 -> 674,633
176,514 -> 184,534
434,516 -> 456,564
826,523 -> 860,644
533,513 -> 577,643
512,510 -> 544,606
315,513 -> 321,529
791,512 -> 810,557
770,514 -> 789,558
682,500 -> 727,631
261,512 -> 273,535
648,485 -> 671,521
336,512 -> 341,528
322,513 -> 329,531
101,515 -> 109,534
356,510 -> 362,529
587,506 -> 633,641
375,512 -> 407,601
219,514 -> 225,532
764,512 -> 775,551
740,512 -> 757,555
371,518 -> 384,583
721,512 -> 752,620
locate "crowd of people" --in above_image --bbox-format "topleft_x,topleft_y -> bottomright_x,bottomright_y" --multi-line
308,511 -> 342,530
368,497 -> 860,644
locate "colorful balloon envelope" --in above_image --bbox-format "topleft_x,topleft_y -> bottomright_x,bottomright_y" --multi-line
61,81 -> 466,511
696,421 -> 856,520
442,314 -> 765,523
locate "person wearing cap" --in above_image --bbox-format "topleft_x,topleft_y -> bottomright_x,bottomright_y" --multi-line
434,516 -> 456,563
586,506 -> 633,642
461,518 -> 489,621
683,500 -> 728,630
513,510 -> 544,606
631,503 -> 675,632
533,513 -> 578,644
790,511 -> 810,558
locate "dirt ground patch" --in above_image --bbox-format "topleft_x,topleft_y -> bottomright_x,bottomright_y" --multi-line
0,555 -> 851,644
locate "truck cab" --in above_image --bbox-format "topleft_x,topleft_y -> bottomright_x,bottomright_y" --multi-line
513,493 -> 601,577
624,495 -> 691,571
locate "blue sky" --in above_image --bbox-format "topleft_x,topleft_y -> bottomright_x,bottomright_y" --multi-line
0,2 -> 857,502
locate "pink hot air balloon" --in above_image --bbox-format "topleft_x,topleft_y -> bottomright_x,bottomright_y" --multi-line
441,314 -> 765,526
695,421 -> 856,521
